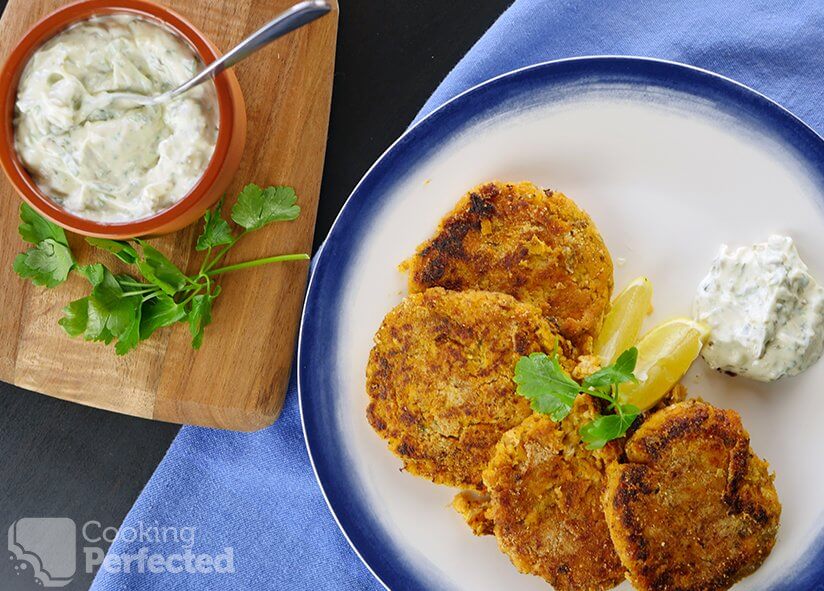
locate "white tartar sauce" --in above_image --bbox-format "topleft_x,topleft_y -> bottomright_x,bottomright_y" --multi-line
693,235 -> 824,381
14,15 -> 219,222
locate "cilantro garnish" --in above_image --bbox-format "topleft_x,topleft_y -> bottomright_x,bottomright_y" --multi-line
514,347 -> 642,449
13,184 -> 309,355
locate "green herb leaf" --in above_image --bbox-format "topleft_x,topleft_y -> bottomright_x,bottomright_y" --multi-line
231,184 -> 300,231
114,303 -> 142,356
83,268 -> 140,344
84,298 -> 115,344
18,203 -> 68,246
513,346 -> 647,449
196,198 -> 234,251
12,182 -> 306,356
513,352 -> 580,421
580,409 -> 641,450
582,347 -> 639,390
78,263 -> 106,286
136,240 -> 188,295
13,239 -> 74,287
59,297 -> 89,337
188,287 -> 220,349
614,347 -> 640,378
89,269 -> 126,310
86,237 -> 138,264
140,295 -> 187,340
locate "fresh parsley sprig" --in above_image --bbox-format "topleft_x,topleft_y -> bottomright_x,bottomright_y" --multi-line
13,203 -> 74,288
514,347 -> 642,449
13,184 -> 309,355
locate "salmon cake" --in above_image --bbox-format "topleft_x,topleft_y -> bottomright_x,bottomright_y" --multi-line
402,181 -> 613,353
452,490 -> 494,536
603,400 -> 781,591
366,287 -> 570,491
482,397 -> 626,591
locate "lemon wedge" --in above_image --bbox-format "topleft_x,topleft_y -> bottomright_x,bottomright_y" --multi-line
595,276 -> 653,364
618,318 -> 710,411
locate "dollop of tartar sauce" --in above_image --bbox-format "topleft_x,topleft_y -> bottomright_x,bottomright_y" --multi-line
14,15 -> 219,222
693,235 -> 824,381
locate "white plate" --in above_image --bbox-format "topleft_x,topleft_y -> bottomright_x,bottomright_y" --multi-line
299,57 -> 824,591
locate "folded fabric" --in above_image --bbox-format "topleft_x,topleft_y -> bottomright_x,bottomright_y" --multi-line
92,1 -> 824,589
419,0 -> 824,135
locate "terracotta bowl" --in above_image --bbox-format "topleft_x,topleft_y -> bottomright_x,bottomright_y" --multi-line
0,0 -> 247,238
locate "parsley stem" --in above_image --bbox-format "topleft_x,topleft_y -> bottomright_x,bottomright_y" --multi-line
198,247 -> 212,276
611,385 -> 620,411
121,287 -> 159,297
586,388 -> 615,404
119,280 -> 154,288
203,231 -> 248,273
181,279 -> 206,291
185,274 -> 203,288
179,288 -> 203,307
206,253 -> 309,276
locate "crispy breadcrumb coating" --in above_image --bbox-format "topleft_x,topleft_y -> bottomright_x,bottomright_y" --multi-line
366,288 -> 572,490
482,397 -> 625,591
402,181 -> 613,353
603,400 -> 781,591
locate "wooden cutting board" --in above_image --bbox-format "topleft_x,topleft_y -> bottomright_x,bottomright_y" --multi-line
0,0 -> 337,430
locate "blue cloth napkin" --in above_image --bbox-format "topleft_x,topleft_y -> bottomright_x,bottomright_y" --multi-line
91,1 -> 824,590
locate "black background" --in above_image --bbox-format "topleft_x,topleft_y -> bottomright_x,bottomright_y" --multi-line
0,1 -> 512,589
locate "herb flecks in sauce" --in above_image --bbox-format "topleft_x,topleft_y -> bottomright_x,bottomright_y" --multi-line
14,15 -> 219,222
694,235 -> 824,381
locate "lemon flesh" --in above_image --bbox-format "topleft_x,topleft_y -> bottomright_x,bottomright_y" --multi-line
618,318 -> 710,411
594,276 -> 653,364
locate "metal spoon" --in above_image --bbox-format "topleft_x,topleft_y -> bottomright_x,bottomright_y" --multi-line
110,0 -> 332,108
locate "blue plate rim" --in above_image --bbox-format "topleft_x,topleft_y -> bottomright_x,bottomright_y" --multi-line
297,55 -> 824,591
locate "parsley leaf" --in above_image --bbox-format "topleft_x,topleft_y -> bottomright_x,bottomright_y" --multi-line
19,203 -> 67,245
59,298 -> 89,337
136,240 -> 188,295
579,348 -> 641,449
188,287 -> 220,349
196,198 -> 234,251
231,184 -> 300,230
13,182 -> 308,355
579,409 -> 641,450
84,269 -> 141,345
140,295 -> 187,340
514,346 -> 645,448
86,238 -> 138,264
513,352 -> 580,421
583,347 -> 639,390
79,263 -> 106,286
13,239 -> 74,287
114,303 -> 142,356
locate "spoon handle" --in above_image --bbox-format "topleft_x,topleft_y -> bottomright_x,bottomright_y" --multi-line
170,0 -> 332,99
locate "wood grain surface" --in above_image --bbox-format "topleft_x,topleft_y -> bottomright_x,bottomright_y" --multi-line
0,0 -> 337,430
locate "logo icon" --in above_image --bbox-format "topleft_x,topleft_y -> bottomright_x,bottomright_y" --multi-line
8,518 -> 76,587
